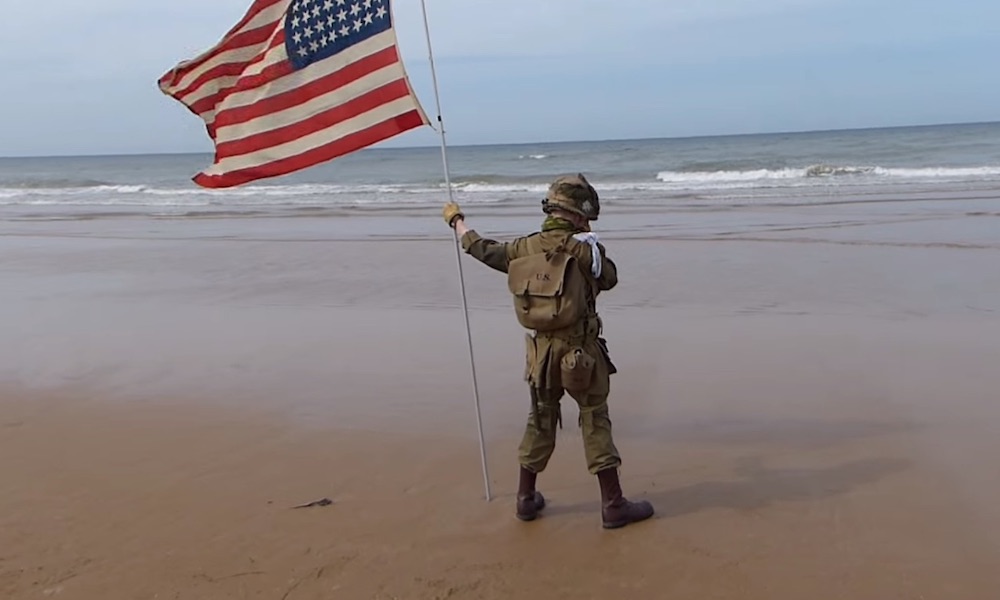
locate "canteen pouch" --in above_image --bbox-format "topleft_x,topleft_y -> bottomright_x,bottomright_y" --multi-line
560,347 -> 595,392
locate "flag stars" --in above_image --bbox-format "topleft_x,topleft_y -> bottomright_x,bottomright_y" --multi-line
287,0 -> 392,67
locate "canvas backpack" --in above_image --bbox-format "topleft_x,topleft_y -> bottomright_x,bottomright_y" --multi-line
506,240 -> 595,332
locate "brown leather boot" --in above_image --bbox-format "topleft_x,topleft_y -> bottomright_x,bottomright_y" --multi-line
597,468 -> 654,529
516,466 -> 546,521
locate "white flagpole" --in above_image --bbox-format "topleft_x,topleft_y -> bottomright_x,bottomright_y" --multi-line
417,0 -> 492,502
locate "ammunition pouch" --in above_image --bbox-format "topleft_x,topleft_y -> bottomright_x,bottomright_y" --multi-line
560,347 -> 596,392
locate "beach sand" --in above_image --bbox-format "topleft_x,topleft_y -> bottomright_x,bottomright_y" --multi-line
2,198 -> 999,598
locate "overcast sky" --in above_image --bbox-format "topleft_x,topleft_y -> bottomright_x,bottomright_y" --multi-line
1,0 -> 997,157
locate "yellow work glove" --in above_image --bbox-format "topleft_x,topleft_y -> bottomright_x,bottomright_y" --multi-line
442,201 -> 464,228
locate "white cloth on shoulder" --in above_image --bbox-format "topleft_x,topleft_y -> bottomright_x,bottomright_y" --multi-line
572,232 -> 603,278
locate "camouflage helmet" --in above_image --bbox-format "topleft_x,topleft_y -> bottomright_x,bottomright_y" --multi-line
542,173 -> 600,221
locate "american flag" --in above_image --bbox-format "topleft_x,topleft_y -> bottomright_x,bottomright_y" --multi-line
158,0 -> 430,188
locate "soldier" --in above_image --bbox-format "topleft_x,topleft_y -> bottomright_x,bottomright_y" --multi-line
442,174 -> 654,529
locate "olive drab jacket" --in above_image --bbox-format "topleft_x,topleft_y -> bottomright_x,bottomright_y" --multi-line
461,227 -> 619,392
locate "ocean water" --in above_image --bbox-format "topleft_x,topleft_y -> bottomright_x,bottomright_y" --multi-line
2,122 -> 1000,219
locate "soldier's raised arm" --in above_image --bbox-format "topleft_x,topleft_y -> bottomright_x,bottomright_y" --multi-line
443,201 -> 514,273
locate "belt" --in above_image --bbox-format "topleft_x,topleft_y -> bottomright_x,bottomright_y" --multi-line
534,314 -> 602,343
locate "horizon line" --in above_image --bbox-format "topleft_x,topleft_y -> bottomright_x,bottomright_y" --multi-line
2,119 -> 997,160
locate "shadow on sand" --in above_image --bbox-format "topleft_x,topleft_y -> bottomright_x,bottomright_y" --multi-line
543,457 -> 911,520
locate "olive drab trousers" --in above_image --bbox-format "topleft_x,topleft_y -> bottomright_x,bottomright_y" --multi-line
519,386 -> 621,474
518,329 -> 623,475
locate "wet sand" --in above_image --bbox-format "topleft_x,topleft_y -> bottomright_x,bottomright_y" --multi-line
2,198 -> 1000,598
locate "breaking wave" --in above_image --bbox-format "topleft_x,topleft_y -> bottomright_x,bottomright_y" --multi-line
0,181 -> 548,207
2,163 -> 1000,209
